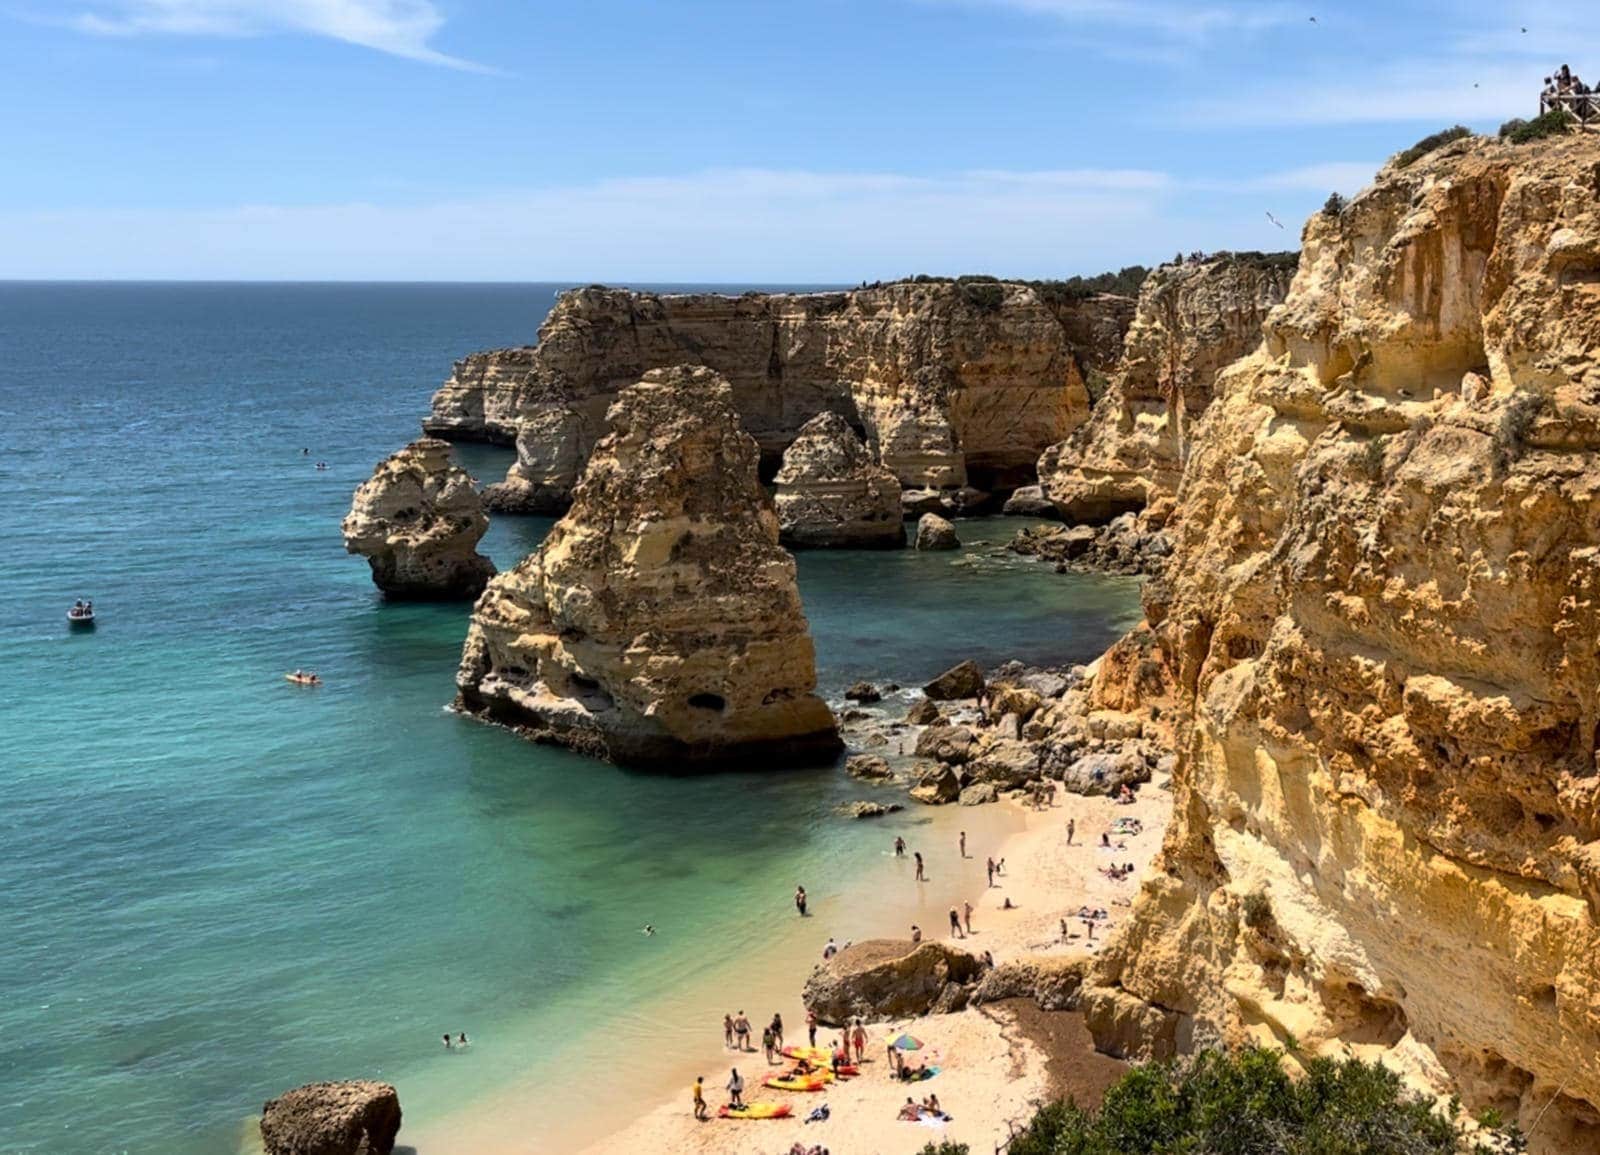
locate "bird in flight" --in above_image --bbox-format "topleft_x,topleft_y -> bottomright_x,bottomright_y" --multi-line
1266,211 -> 1285,230
1309,15 -> 1318,23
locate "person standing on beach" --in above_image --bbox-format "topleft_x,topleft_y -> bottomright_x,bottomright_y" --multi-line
693,1076 -> 709,1121
986,857 -> 996,887
795,885 -> 808,916
963,900 -> 974,934
726,1068 -> 745,1108
771,1012 -> 784,1050
807,1009 -> 818,1047
948,906 -> 964,938
959,830 -> 967,858
1067,817 -> 1075,845
852,1019 -> 867,1063
723,1013 -> 734,1049
894,836 -> 905,857
762,1024 -> 776,1063
914,851 -> 925,882
735,1011 -> 752,1051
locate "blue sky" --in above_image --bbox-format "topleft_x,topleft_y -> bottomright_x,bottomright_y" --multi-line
0,0 -> 1586,280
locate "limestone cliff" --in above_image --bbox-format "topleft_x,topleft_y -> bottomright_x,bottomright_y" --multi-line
424,282 -> 1135,508
455,366 -> 841,770
1039,253 -> 1296,526
1083,134 -> 1600,1151
341,438 -> 495,599
773,411 -> 904,548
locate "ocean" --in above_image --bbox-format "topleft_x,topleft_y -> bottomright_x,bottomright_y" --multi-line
0,282 -> 1142,1153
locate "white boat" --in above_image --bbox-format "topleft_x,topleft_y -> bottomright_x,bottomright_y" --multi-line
67,603 -> 96,627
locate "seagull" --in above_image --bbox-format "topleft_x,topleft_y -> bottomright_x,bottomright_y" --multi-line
1266,211 -> 1286,230
1309,15 -> 1317,22
1522,26 -> 1528,33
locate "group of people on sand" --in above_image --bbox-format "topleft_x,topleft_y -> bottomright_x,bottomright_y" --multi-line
897,1092 -> 949,1122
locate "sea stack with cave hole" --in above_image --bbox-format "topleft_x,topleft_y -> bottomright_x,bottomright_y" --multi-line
455,365 -> 842,770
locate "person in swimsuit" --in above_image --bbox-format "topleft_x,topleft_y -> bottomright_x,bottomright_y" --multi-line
724,1013 -> 735,1048
807,1009 -> 818,1047
771,1012 -> 784,1049
693,1076 -> 708,1120
442,1034 -> 451,1049
963,901 -> 974,934
456,1032 -> 468,1047
851,1019 -> 867,1063
914,852 -> 925,882
894,836 -> 905,857
735,1011 -> 751,1050
795,885 -> 808,916
726,1068 -> 745,1108
959,830 -> 967,858
949,907 -> 963,937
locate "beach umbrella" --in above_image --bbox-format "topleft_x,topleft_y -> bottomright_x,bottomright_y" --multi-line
891,1033 -> 924,1051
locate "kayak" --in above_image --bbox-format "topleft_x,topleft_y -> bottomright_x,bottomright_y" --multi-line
779,1045 -> 833,1064
764,1071 -> 831,1092
284,674 -> 322,686
719,1102 -> 792,1120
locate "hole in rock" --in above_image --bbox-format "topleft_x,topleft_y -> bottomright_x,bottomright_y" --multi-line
1532,983 -> 1558,1010
688,693 -> 727,711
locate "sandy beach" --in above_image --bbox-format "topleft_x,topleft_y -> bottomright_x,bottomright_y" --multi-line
573,778 -> 1172,1155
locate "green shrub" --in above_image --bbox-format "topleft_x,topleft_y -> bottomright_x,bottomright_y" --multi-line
959,280 -> 1006,312
917,1143 -> 970,1155
1008,1046 -> 1515,1153
1241,891 -> 1273,929
1323,192 -> 1348,217
1500,109 -> 1575,144
1395,126 -> 1473,168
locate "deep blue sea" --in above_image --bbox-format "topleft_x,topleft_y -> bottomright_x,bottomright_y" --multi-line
0,283 -> 1141,1154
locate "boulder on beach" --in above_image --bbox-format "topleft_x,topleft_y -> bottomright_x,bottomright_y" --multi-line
915,512 -> 960,551
959,782 -> 999,806
923,660 -> 985,701
260,1081 -> 401,1155
913,724 -> 975,765
1001,484 -> 1059,518
1059,750 -> 1150,795
967,738 -> 1041,787
845,753 -> 895,780
904,698 -> 942,726
803,939 -> 985,1025
909,763 -> 960,805
836,799 -> 903,819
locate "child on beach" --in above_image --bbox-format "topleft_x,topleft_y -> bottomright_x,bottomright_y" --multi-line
724,1013 -> 735,1048
762,1025 -> 776,1063
693,1076 -> 708,1121
852,1019 -> 867,1063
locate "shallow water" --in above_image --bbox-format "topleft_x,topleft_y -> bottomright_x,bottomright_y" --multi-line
0,283 -> 1141,1153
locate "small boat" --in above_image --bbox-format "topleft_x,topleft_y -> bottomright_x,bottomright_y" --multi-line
285,672 -> 323,686
67,603 -> 96,628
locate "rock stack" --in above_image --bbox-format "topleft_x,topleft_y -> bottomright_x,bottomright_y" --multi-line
456,366 -> 842,770
773,411 -> 905,548
341,438 -> 495,599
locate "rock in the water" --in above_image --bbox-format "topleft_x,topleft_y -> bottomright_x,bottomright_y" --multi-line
959,782 -> 1000,806
341,438 -> 495,600
904,698 -> 942,726
803,939 -> 985,1025
846,754 -> 894,780
844,681 -> 882,703
774,412 -> 905,548
914,512 -> 960,551
908,763 -> 960,805
837,799 -> 903,819
923,660 -> 985,701
913,724 -> 975,765
481,405 -> 593,514
1001,484 -> 1058,518
455,366 -> 842,770
260,1081 -> 401,1155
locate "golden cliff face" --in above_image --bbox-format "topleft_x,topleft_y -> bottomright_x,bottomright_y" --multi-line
1085,134 -> 1600,1151
424,282 -> 1133,509
1039,253 -> 1295,526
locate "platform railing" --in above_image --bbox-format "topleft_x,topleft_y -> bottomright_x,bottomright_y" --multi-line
1540,91 -> 1600,128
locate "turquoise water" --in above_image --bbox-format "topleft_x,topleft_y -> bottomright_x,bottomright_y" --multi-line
0,283 -> 1141,1154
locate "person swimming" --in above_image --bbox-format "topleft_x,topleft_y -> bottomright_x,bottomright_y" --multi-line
457,1032 -> 468,1047
642,924 -> 655,936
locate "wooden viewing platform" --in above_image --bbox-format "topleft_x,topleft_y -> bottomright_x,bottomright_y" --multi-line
1540,91 -> 1600,130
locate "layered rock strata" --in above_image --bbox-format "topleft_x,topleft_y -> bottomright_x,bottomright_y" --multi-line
1084,135 -> 1600,1151
341,438 -> 495,599
1038,253 -> 1296,526
425,282 -> 1136,505
773,411 -> 905,548
455,366 -> 841,770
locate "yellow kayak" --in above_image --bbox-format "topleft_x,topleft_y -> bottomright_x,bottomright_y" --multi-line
763,1072 -> 831,1092
719,1102 -> 792,1119
779,1045 -> 834,1064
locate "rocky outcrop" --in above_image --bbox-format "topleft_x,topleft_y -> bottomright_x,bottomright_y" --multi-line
914,512 -> 959,551
923,660 -> 985,701
259,1081 -> 401,1155
1038,253 -> 1296,527
455,366 -> 841,770
773,412 -> 904,548
481,405 -> 595,514
426,282 -> 1137,505
803,939 -> 985,1025
341,438 -> 495,599
1086,135 -> 1600,1151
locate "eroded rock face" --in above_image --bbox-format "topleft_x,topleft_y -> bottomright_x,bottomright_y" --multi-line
455,366 -> 841,771
803,939 -> 985,1025
259,1081 -> 401,1155
774,412 -> 905,548
425,283 -> 1136,504
1087,136 -> 1600,1151
1039,253 -> 1296,526
482,405 -> 595,514
341,438 -> 495,599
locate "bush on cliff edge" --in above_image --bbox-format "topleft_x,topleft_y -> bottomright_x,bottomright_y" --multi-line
999,1046 -> 1523,1154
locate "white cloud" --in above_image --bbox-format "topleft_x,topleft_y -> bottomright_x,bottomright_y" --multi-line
63,0 -> 487,70
927,0 -> 1300,43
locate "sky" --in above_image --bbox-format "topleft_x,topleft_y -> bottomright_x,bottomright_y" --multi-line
0,0 -> 1587,280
